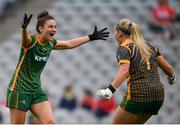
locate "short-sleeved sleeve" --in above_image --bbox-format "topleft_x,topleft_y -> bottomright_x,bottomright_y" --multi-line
146,42 -> 162,58
116,46 -> 131,65
155,48 -> 161,58
30,35 -> 38,44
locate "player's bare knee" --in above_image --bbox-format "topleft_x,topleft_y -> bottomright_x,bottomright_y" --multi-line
44,117 -> 55,124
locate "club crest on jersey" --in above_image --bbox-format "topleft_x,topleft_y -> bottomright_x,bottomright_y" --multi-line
41,47 -> 48,52
35,55 -> 48,61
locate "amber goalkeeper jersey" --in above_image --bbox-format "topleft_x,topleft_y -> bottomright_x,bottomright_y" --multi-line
8,35 -> 56,94
116,39 -> 164,102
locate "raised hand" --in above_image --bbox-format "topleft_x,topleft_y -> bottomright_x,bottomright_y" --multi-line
89,26 -> 110,41
21,13 -> 32,29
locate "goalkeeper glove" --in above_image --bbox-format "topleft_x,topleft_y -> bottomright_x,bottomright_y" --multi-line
21,13 -> 32,29
89,26 -> 109,41
96,84 -> 116,100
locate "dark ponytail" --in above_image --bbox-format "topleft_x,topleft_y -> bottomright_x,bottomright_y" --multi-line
36,10 -> 55,33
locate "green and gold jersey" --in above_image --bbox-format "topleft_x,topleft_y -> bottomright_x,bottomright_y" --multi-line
8,35 -> 56,94
116,39 -> 164,102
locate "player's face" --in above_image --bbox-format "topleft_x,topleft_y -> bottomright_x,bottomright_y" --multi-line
40,19 -> 57,41
114,29 -> 122,45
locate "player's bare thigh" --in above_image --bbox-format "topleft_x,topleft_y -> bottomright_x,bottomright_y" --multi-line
9,108 -> 26,124
112,107 -> 151,124
30,101 -> 55,124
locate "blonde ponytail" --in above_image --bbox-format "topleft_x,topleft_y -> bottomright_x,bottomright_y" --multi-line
130,22 -> 153,70
131,22 -> 152,64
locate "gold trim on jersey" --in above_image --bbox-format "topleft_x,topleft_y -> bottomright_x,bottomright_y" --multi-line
22,35 -> 37,50
127,76 -> 131,100
8,91 -> 12,107
35,35 -> 46,46
120,39 -> 133,100
27,40 -> 37,50
155,48 -> 158,52
121,39 -> 133,46
35,34 -> 53,47
22,41 -> 37,50
145,57 -> 151,70
121,39 -> 133,55
11,49 -> 28,91
118,60 -> 130,65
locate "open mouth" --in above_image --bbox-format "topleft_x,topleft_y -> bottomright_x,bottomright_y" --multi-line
49,33 -> 54,37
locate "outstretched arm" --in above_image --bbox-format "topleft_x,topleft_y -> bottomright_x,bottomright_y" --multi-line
21,14 -> 32,48
54,36 -> 89,50
53,26 -> 109,50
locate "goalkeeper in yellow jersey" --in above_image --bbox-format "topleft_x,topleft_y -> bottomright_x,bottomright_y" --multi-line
97,18 -> 175,124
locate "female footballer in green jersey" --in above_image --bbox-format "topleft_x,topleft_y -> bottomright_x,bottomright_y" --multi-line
97,18 -> 176,124
6,11 -> 109,124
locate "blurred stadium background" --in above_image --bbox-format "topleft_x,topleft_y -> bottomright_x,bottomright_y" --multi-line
0,0 -> 180,124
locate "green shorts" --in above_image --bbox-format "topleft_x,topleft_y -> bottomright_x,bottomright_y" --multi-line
6,89 -> 48,112
120,97 -> 164,115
